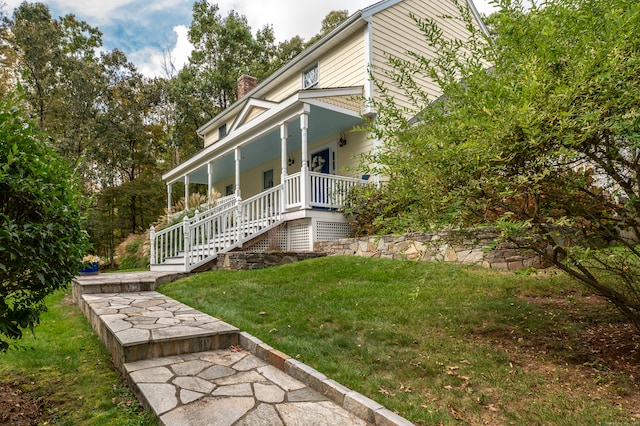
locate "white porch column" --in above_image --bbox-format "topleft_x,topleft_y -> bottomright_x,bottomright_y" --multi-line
167,183 -> 172,212
234,147 -> 242,199
149,226 -> 156,265
373,137 -> 382,188
234,147 -> 243,248
184,175 -> 190,209
300,111 -> 310,209
280,122 -> 288,210
207,161 -> 214,201
365,112 -> 382,188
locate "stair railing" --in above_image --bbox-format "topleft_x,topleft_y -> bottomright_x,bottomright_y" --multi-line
151,185 -> 284,272
151,174 -> 367,271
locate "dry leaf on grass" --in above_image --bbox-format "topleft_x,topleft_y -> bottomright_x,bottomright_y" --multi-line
378,387 -> 395,396
448,403 -> 464,420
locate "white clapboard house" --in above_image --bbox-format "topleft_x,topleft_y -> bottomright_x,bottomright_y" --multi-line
150,0 -> 488,272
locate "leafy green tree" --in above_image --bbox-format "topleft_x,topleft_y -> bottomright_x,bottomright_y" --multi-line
88,55 -> 168,260
358,0 -> 640,329
307,10 -> 349,46
47,14 -> 104,169
1,2 -> 61,131
2,3 -> 170,262
186,1 -> 276,111
0,92 -> 88,351
273,35 -> 306,69
2,2 -> 107,172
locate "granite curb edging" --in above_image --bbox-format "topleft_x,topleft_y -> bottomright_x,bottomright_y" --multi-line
238,332 -> 414,426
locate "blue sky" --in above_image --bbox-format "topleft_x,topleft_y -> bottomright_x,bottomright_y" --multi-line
2,0 -> 496,77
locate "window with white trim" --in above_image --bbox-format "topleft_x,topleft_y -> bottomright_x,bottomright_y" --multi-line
302,64 -> 319,89
218,123 -> 227,139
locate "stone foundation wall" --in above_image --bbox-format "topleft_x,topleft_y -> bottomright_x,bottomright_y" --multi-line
314,229 -> 548,271
217,252 -> 327,271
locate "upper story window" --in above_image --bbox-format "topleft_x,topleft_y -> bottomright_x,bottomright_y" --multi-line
218,123 -> 227,140
302,64 -> 319,89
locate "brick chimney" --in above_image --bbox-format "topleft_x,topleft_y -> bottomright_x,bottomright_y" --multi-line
237,75 -> 258,99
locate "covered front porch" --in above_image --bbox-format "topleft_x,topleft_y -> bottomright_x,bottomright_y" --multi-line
163,87 -> 369,211
151,87 -> 372,272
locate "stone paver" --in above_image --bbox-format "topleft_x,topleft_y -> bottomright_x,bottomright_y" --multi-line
125,348 -> 370,426
72,273 -> 415,426
81,291 -> 239,367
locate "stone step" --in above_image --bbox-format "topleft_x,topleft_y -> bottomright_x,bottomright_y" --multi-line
79,291 -> 239,372
150,263 -> 189,272
163,256 -> 187,265
72,271 -> 187,301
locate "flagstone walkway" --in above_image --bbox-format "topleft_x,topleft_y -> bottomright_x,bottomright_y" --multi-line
72,272 -> 414,426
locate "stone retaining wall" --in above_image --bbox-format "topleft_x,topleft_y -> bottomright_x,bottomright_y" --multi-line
217,252 -> 327,270
314,229 -> 548,271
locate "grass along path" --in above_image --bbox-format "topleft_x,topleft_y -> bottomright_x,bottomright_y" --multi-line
0,289 -> 156,426
159,256 -> 639,425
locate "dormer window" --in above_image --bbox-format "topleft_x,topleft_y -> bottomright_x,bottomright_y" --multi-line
302,64 -> 319,89
218,123 -> 227,139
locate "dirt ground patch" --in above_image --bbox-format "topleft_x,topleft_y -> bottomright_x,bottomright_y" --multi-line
525,295 -> 640,385
0,382 -> 43,426
475,293 -> 640,419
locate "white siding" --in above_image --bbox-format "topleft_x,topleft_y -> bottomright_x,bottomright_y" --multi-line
320,31 -> 367,89
371,0 -> 475,114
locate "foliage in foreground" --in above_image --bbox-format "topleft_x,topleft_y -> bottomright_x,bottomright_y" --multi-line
0,93 -> 88,352
0,289 -> 156,425
354,0 -> 640,329
160,257 -> 636,425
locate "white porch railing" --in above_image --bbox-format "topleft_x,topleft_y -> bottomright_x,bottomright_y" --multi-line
192,194 -> 237,223
309,172 -> 366,209
284,172 -> 303,209
151,174 -> 367,272
284,172 -> 366,209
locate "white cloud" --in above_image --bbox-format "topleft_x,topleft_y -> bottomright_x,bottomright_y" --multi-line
214,0 -> 372,41
134,25 -> 193,78
171,25 -> 193,72
131,0 -> 498,78
212,0 -> 496,42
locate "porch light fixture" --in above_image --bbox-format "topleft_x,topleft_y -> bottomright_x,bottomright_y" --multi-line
288,155 -> 295,166
338,132 -> 347,147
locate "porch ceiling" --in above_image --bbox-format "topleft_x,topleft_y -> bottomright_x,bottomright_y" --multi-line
187,104 -> 362,185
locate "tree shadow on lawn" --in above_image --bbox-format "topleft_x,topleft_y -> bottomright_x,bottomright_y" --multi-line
473,292 -> 640,413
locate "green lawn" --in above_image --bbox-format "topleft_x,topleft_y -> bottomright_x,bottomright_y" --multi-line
0,289 -> 156,426
159,256 -> 636,425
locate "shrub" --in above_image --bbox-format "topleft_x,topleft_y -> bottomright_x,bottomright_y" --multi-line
115,232 -> 150,270
0,93 -> 88,352
343,185 -> 425,236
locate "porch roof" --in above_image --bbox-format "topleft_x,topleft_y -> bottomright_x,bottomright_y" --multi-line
163,86 -> 364,185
